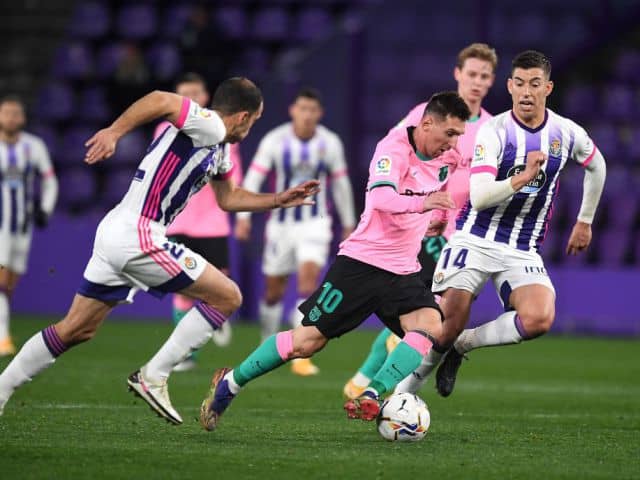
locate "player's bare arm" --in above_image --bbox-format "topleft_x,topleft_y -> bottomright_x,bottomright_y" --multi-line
85,91 -> 183,164
212,178 -> 320,212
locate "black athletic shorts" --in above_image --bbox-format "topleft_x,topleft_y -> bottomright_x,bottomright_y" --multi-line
168,235 -> 229,270
417,235 -> 447,285
300,255 -> 442,339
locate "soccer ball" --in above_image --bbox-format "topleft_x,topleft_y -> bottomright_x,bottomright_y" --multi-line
376,392 -> 430,442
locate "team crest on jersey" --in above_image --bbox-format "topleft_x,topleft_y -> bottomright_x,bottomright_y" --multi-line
375,156 -> 392,175
474,144 -> 485,162
434,272 -> 445,284
507,164 -> 547,194
184,257 -> 197,270
549,139 -> 562,157
438,166 -> 449,182
198,108 -> 212,118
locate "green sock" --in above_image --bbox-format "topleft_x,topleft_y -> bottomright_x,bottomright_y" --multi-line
358,328 -> 393,379
369,341 -> 423,396
233,335 -> 285,386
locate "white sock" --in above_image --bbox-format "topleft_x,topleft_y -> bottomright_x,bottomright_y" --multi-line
0,328 -> 59,403
0,292 -> 9,339
352,371 -> 370,388
259,301 -> 283,342
394,349 -> 444,394
145,305 -> 219,383
289,298 -> 305,328
223,370 -> 241,394
454,311 -> 524,354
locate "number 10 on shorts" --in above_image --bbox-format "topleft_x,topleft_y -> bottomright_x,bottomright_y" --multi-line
308,282 -> 343,322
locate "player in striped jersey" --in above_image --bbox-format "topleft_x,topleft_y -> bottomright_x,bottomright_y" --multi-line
0,78 -> 319,422
343,43 -> 498,399
235,88 -> 356,376
0,95 -> 58,356
426,50 -> 607,397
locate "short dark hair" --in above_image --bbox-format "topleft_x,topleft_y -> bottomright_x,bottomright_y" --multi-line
511,50 -> 552,78
293,87 -> 322,105
423,91 -> 470,122
0,94 -> 25,109
211,77 -> 262,115
175,72 -> 206,89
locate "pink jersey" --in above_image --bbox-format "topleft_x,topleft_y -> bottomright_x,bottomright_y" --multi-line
338,126 -> 458,275
400,103 -> 492,238
154,120 -> 244,238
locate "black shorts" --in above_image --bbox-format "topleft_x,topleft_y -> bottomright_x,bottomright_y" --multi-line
300,255 -> 442,339
417,235 -> 447,285
168,235 -> 229,270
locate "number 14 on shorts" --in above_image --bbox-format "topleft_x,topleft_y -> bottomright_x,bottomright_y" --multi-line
441,247 -> 468,269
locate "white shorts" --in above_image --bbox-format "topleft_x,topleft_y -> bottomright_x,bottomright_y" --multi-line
80,209 -> 207,303
431,231 -> 555,310
0,230 -> 32,275
262,217 -> 332,276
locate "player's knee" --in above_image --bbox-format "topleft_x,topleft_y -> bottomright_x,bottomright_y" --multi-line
57,318 -> 98,345
518,305 -> 555,338
291,328 -> 326,357
223,282 -> 243,314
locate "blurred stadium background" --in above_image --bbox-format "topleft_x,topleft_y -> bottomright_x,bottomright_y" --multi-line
1,0 -> 639,332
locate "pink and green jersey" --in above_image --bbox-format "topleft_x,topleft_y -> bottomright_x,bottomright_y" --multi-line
338,126 -> 458,275
398,103 -> 492,238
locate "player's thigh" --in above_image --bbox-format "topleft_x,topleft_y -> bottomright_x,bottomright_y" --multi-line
179,262 -> 242,315
262,222 -> 296,277
509,284 -> 556,333
264,274 -> 288,303
399,307 -> 442,339
55,294 -> 116,344
294,218 -> 331,283
296,261 -> 322,294
299,256 -> 382,339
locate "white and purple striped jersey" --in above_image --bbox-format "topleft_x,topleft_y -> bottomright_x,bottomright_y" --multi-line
0,132 -> 58,235
117,98 -> 233,227
457,109 -> 597,251
239,123 -> 355,227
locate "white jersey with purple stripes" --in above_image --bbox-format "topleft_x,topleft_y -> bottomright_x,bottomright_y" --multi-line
116,97 -> 233,228
0,132 -> 57,237
457,109 -> 597,252
239,122 -> 355,227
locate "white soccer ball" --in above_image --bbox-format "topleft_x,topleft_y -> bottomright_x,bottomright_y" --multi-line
376,392 -> 430,442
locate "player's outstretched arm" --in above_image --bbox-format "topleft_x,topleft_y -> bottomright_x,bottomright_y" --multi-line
84,91 -> 184,164
212,179 -> 320,213
566,149 -> 606,255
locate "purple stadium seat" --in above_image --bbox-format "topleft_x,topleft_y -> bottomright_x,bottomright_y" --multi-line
96,43 -> 127,79
61,126 -> 97,168
36,83 -> 74,121
69,2 -> 110,39
58,168 -> 96,207
161,4 -> 194,39
77,87 -> 111,123
101,169 -> 134,208
29,124 -> 60,161
408,53 -> 453,87
634,233 -> 640,265
295,8 -> 332,42
233,47 -> 270,77
216,6 -> 247,39
109,131 -> 148,166
252,7 -> 290,40
367,51 -> 407,87
116,4 -> 157,40
613,50 -> 640,82
597,229 -> 629,267
589,123 -> 619,159
550,15 -> 587,49
602,84 -> 634,121
510,13 -> 549,48
146,43 -> 181,81
606,195 -> 637,229
51,42 -> 93,80
627,125 -> 640,161
563,85 -> 596,120
431,14 -> 473,45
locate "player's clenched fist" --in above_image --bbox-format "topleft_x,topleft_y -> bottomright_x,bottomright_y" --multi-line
523,150 -> 547,181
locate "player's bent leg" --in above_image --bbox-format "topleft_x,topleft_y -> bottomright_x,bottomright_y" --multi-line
0,294 -> 114,415
290,261 -> 322,376
509,284 -> 555,338
344,328 -> 393,400
200,325 -> 328,431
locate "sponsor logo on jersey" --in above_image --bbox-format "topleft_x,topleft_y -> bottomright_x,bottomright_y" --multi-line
549,139 -> 562,157
473,144 -> 485,162
375,156 -> 392,175
438,165 -> 449,182
184,257 -> 197,270
507,164 -> 547,194
198,108 -> 212,118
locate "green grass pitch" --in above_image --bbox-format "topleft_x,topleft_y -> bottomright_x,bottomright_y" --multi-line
1,316 -> 638,479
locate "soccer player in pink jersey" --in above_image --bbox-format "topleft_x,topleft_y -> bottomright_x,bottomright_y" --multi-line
0,96 -> 58,356
199,92 -> 470,432
0,78 -> 320,422
155,73 -> 242,371
343,43 -> 498,399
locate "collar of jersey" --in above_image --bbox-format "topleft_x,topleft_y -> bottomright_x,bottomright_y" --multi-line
406,127 -> 432,162
510,109 -> 548,133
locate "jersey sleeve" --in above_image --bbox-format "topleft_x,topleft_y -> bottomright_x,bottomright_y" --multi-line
470,122 -> 501,178
173,97 -> 226,147
33,138 -> 55,178
569,121 -> 598,168
210,144 -> 235,181
367,144 -> 408,192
